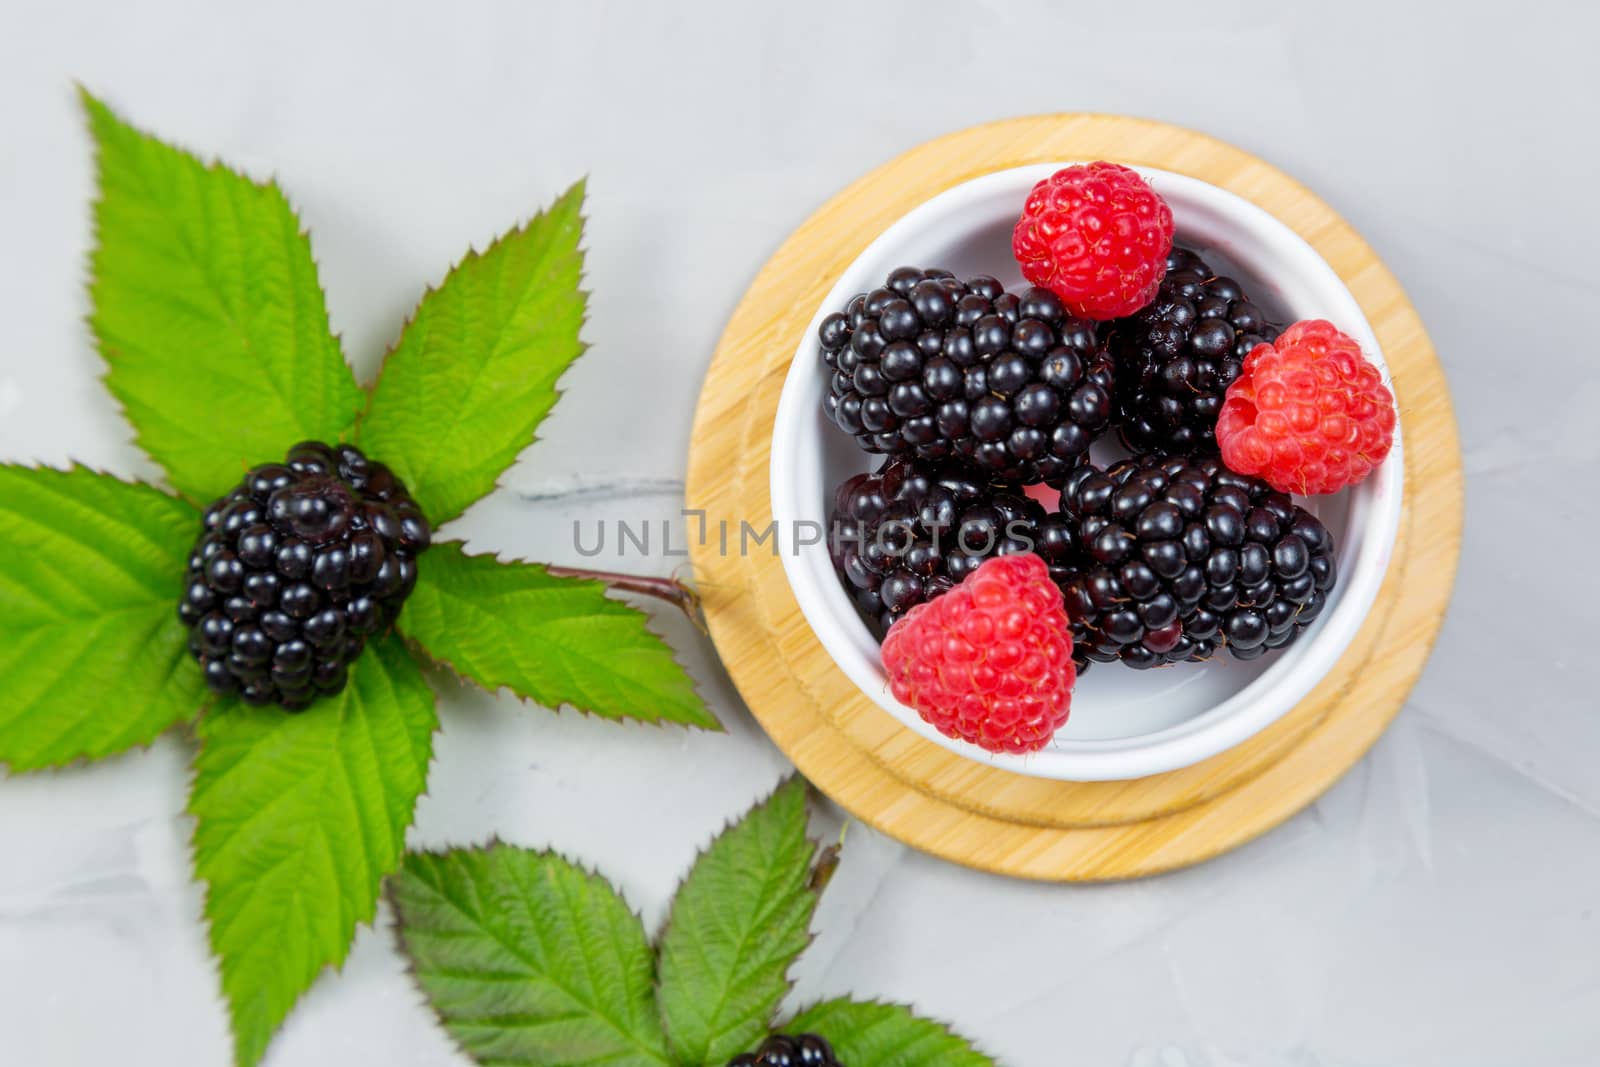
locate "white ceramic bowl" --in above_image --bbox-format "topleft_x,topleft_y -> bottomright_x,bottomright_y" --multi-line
771,164 -> 1403,781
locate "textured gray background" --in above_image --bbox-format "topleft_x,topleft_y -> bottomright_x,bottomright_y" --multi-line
1,2 -> 1597,1065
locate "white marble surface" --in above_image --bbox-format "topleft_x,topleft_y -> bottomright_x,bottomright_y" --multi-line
1,2 -> 1597,1065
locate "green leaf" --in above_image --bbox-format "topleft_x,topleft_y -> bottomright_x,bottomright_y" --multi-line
0,464 -> 204,771
656,776 -> 818,1065
391,845 -> 672,1067
83,90 -> 365,502
399,543 -> 717,729
786,1000 -> 997,1067
358,181 -> 587,524
190,634 -> 437,1067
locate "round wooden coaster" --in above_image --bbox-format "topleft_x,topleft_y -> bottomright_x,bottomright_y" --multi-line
686,115 -> 1462,881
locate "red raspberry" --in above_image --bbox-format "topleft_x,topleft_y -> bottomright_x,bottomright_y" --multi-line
881,554 -> 1076,754
1011,162 -> 1175,321
1216,319 -> 1397,496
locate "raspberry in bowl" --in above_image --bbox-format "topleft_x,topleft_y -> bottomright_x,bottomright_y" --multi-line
770,164 -> 1403,781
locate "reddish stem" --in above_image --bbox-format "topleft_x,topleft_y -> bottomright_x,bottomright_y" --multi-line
545,564 -> 703,623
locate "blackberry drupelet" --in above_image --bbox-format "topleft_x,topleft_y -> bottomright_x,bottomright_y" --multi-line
1057,453 -> 1336,669
1104,247 -> 1280,455
828,457 -> 1075,639
819,267 -> 1117,486
727,1033 -> 843,1067
177,441 -> 431,710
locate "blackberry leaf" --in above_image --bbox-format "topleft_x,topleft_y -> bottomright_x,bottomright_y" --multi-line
0,464 -> 204,770
399,543 -> 717,729
359,181 -> 587,525
391,846 -> 672,1067
656,776 -> 818,1066
83,91 -> 365,503
787,1000 -> 996,1067
189,633 -> 437,1067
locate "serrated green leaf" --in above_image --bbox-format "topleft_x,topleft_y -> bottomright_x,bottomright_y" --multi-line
656,776 -> 818,1065
358,181 -> 587,524
399,543 -> 717,729
787,1000 -> 996,1067
0,464 -> 204,771
391,846 -> 672,1067
190,634 -> 437,1067
83,90 -> 365,502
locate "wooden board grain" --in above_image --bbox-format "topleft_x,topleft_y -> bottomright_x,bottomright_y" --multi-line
685,115 -> 1462,881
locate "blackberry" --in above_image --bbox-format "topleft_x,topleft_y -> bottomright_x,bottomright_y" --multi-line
177,441 -> 431,710
1057,453 -> 1336,669
819,266 -> 1117,486
727,1033 -> 843,1067
1104,247 -> 1281,455
829,457 -> 1075,639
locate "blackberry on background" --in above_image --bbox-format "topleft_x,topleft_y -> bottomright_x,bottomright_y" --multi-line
177,441 -> 431,710
828,457 -> 1076,638
1104,247 -> 1281,455
727,1033 -> 843,1067
1057,453 -> 1336,669
819,267 -> 1117,486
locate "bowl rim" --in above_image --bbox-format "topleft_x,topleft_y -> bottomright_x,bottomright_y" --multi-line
770,163 -> 1404,781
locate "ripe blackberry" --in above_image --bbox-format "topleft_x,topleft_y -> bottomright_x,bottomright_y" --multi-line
1104,247 -> 1281,455
829,457 -> 1076,639
727,1033 -> 843,1067
177,441 -> 431,710
1057,453 -> 1336,669
819,267 -> 1117,486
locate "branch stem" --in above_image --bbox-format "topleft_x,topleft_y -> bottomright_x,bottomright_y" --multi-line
545,565 -> 703,623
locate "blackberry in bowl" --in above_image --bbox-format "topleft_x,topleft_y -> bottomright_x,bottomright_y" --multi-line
1058,453 -> 1336,669
770,163 -> 1403,780
827,456 -> 1076,638
177,441 -> 430,710
818,268 -> 1115,486
1103,247 -> 1281,455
